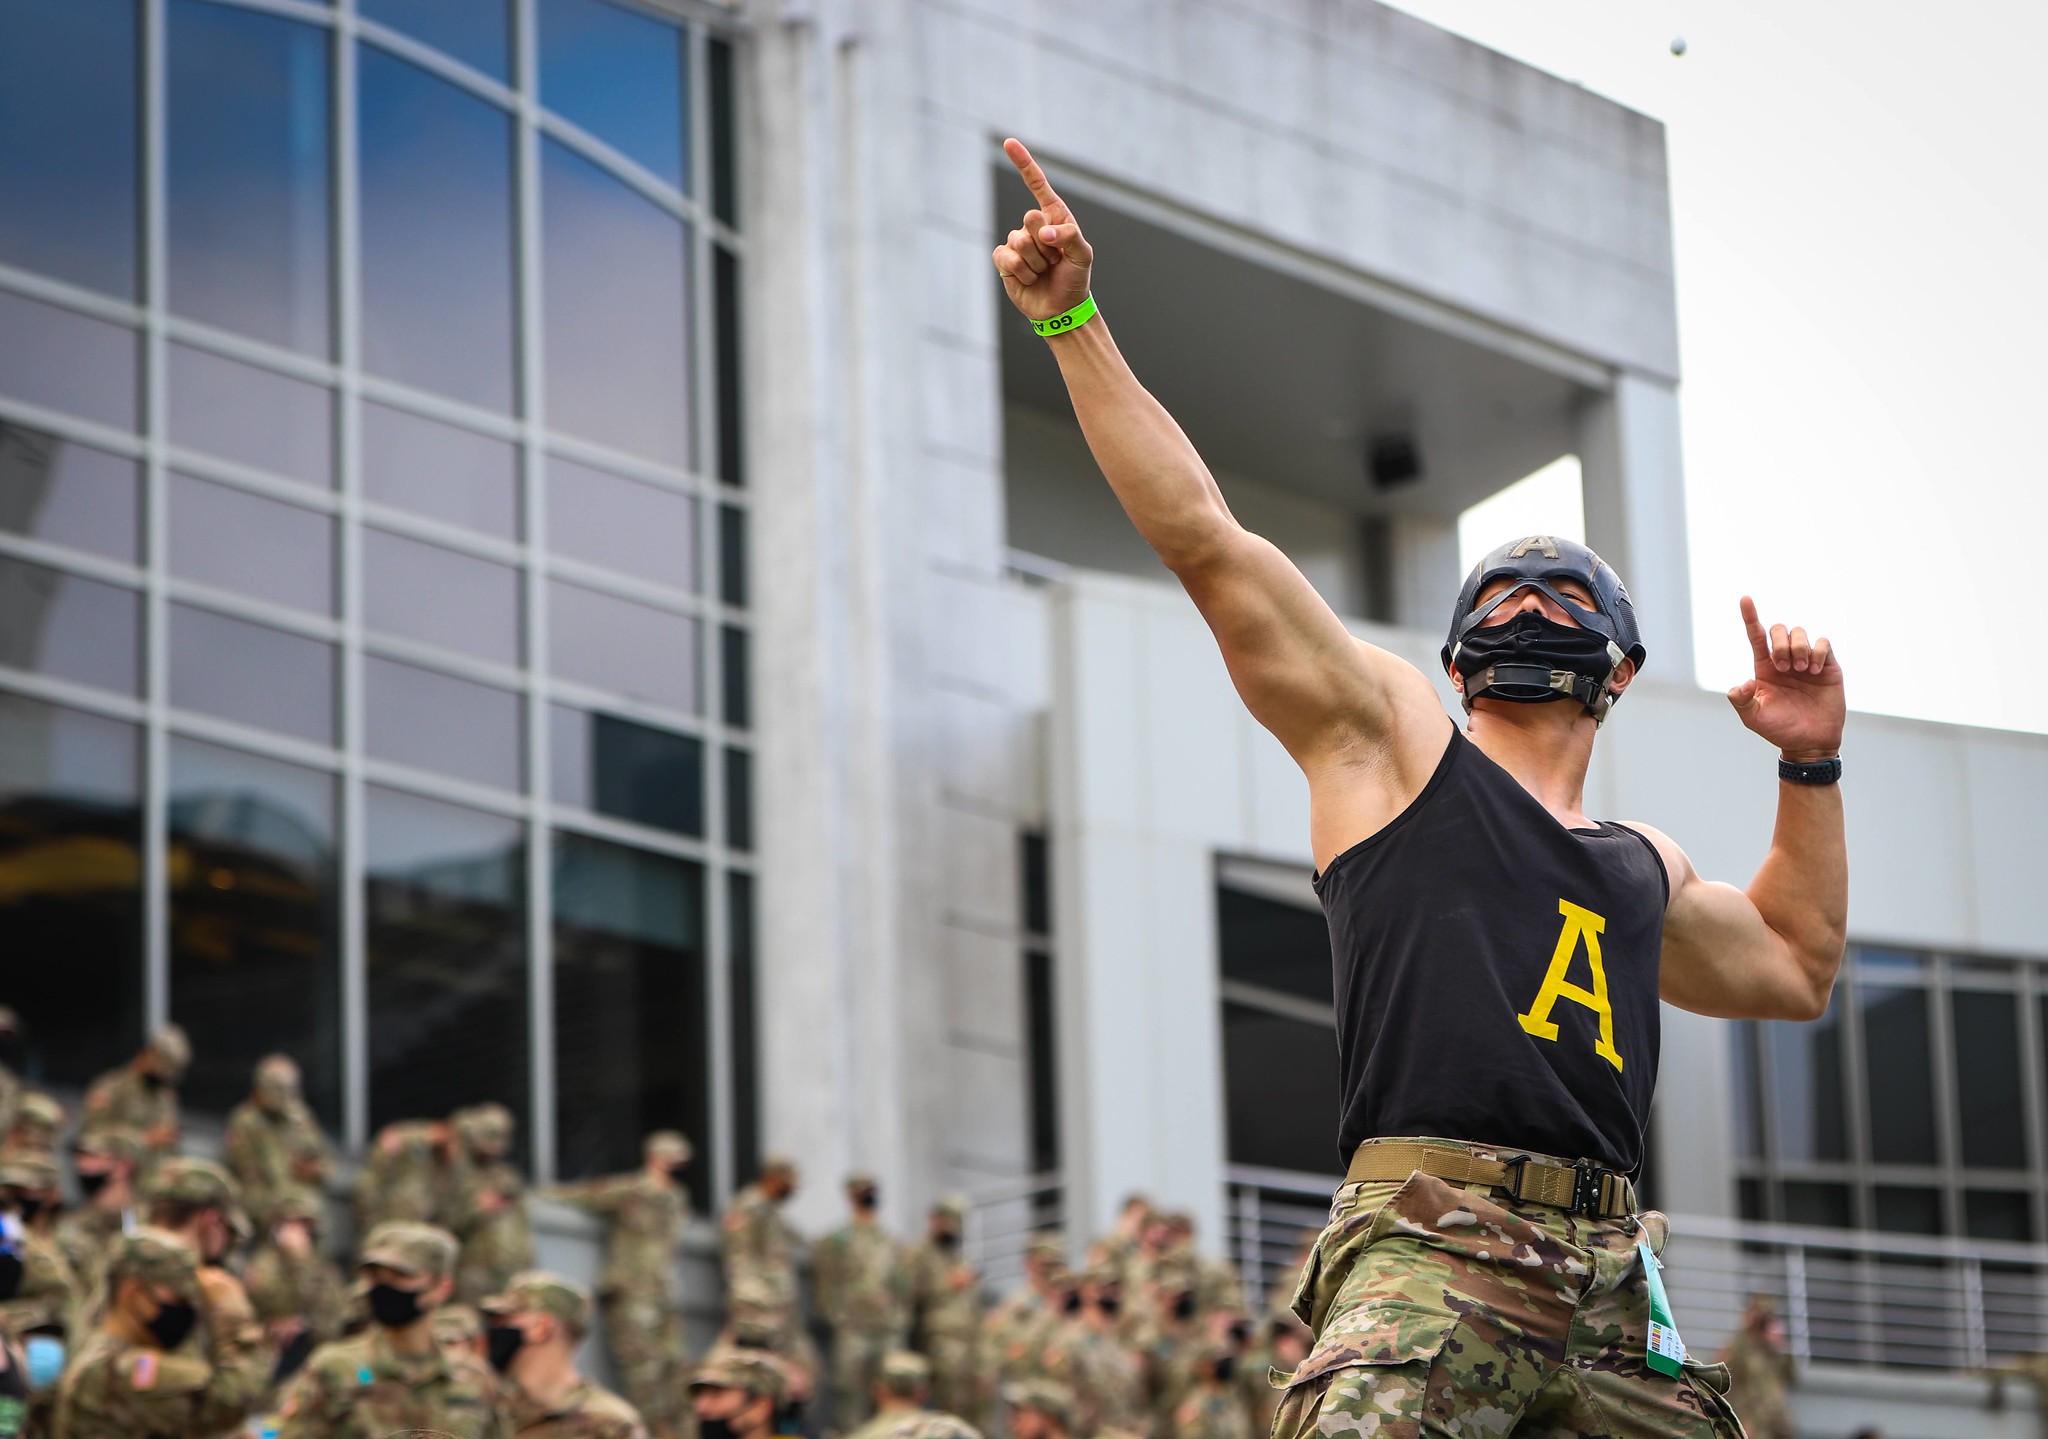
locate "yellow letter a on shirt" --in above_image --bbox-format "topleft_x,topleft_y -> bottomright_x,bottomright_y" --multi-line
1517,899 -> 1624,1072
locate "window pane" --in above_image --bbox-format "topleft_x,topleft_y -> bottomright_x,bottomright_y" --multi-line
714,244 -> 742,485
1026,947 -> 1058,1174
707,36 -> 735,225
359,44 -> 515,412
363,528 -> 520,665
0,694 -> 142,1087
170,604 -> 334,743
168,344 -> 333,487
0,423 -> 140,562
1766,987 -> 1848,1162
549,705 -> 701,836
723,745 -> 750,852
1222,1002 -> 1340,1174
1863,982 -> 1939,1165
360,0 -> 509,79
717,503 -> 746,605
1778,1181 -> 1852,1229
548,580 -> 697,711
720,625 -> 747,729
167,0 -> 331,354
0,292 -> 138,430
366,788 -> 528,1134
729,868 -> 758,1185
542,139 -> 690,466
553,831 -> 705,1203
0,0 -> 139,297
0,555 -> 139,695
1872,1186 -> 1942,1235
169,472 -> 334,613
1953,989 -> 2026,1169
547,455 -> 696,590
538,0 -> 687,188
366,656 -> 522,791
1218,884 -> 1334,1006
362,402 -> 518,538
169,738 -> 340,1125
1966,1190 -> 2033,1242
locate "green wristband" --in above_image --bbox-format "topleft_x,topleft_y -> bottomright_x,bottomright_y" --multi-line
1032,294 -> 1098,338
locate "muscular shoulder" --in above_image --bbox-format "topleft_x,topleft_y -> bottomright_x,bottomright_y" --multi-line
1610,820 -> 1689,909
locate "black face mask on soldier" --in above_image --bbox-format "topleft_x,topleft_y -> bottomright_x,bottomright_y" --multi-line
75,1170 -> 112,1200
367,1281 -> 430,1329
1097,1294 -> 1122,1317
1063,1290 -> 1083,1315
141,1070 -> 169,1091
1213,1355 -> 1238,1385
485,1322 -> 525,1374
934,1229 -> 960,1252
145,1297 -> 199,1350
1172,1291 -> 1197,1322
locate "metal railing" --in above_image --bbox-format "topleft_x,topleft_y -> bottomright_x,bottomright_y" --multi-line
963,1171 -> 1068,1295
1223,1165 -> 2048,1371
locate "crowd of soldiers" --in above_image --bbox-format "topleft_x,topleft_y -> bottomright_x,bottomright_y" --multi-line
0,1013 -> 1310,1439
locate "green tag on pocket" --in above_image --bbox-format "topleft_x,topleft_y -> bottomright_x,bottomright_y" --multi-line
1639,1238 -> 1686,1377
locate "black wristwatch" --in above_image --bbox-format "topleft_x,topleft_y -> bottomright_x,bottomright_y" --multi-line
1778,755 -> 1842,785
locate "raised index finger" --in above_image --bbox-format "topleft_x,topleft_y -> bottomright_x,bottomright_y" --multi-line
1004,137 -> 1065,211
1739,595 -> 1771,663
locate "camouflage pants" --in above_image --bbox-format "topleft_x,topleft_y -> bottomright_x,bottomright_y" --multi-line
1272,1139 -> 1744,1438
833,1326 -> 906,1430
603,1288 -> 685,1430
922,1331 -> 981,1424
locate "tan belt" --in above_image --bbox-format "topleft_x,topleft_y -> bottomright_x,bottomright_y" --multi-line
1347,1139 -> 1637,1221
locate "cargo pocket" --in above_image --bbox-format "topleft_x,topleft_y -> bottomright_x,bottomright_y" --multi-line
1273,1301 -> 1460,1439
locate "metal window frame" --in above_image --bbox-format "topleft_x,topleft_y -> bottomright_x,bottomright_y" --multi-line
0,0 -> 752,1195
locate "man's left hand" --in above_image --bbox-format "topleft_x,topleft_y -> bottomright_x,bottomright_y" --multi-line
1727,596 -> 1845,761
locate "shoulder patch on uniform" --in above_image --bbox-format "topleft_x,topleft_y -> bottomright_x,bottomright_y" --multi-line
131,1351 -> 158,1388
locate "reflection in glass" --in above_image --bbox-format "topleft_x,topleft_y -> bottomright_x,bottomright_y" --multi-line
538,0 -> 687,188
718,503 -> 746,605
1952,989 -> 2026,1169
169,473 -> 334,613
170,604 -> 334,743
547,456 -> 696,590
1778,1181 -> 1852,1229
363,529 -> 521,665
548,581 -> 696,711
0,292 -> 138,430
720,625 -> 747,728
714,245 -> 742,485
1766,986 -> 1847,1162
724,746 -> 750,852
169,738 -> 340,1124
0,424 -> 140,562
553,831 -> 705,1199
1872,1186 -> 1942,1235
167,0 -> 331,353
362,403 -> 518,538
366,788 -> 527,1133
708,37 -> 736,225
0,694 -> 142,1087
1222,1002 -> 1340,1174
549,706 -> 701,836
1966,1190 -> 2033,1242
359,44 -> 515,412
0,555 -> 139,695
729,868 -> 758,1184
365,656 -> 522,791
1863,982 -> 1939,1165
168,344 -> 333,487
0,0 -> 139,297
1217,885 -> 1332,1006
360,0 -> 509,80
542,139 -> 691,466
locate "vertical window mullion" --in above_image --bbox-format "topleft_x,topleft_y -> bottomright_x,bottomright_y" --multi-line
1840,950 -> 1877,1230
141,0 -> 173,1039
1927,958 -> 1964,1233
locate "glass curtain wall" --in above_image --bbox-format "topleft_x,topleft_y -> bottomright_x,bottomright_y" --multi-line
0,0 -> 752,1192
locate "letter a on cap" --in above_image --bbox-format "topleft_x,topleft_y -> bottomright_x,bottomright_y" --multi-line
1508,536 -> 1561,559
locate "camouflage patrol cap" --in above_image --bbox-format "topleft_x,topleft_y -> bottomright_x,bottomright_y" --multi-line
758,1152 -> 798,1178
645,1130 -> 693,1164
14,1091 -> 65,1132
0,1153 -> 59,1190
73,1126 -> 142,1165
266,1185 -> 326,1226
1024,1233 -> 1064,1264
148,1156 -> 250,1235
691,1350 -> 791,1404
1002,1379 -> 1075,1429
483,1269 -> 594,1338
876,1349 -> 931,1395
452,1102 -> 513,1149
932,1193 -> 969,1220
147,1023 -> 191,1077
106,1226 -> 203,1300
894,1416 -> 985,1439
360,1219 -> 459,1277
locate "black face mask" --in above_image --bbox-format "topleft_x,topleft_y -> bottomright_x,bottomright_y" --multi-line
76,1170 -> 112,1200
0,1250 -> 24,1302
852,1188 -> 877,1211
699,1417 -> 741,1439
667,1162 -> 691,1185
141,1071 -> 169,1091
367,1281 -> 430,1329
484,1323 -> 525,1374
1172,1292 -> 1197,1322
1213,1355 -> 1237,1385
1062,1291 -> 1083,1315
16,1197 -> 45,1224
1097,1295 -> 1121,1318
145,1298 -> 199,1350
934,1229 -> 960,1252
1450,611 -> 1618,716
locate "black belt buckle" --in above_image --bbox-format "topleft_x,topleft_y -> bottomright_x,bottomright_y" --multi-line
1570,1158 -> 1611,1217
1499,1153 -> 1532,1203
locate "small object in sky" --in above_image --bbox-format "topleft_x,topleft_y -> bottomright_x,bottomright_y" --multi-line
1669,35 -> 1687,56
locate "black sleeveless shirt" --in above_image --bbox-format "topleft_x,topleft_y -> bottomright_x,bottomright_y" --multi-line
1312,724 -> 1669,1173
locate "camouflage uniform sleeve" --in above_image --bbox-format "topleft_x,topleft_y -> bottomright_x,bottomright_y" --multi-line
221,1107 -> 258,1188
193,1274 -> 274,1433
546,1173 -> 630,1216
813,1229 -> 846,1326
275,1349 -> 342,1439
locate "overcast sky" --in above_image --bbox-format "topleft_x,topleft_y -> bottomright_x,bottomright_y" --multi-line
1405,0 -> 2048,734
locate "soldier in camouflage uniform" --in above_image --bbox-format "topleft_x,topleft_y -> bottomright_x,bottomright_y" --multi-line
907,1196 -> 982,1422
449,1104 -> 535,1305
814,1172 -> 911,1430
355,1117 -> 456,1231
688,1351 -> 790,1439
1138,1280 -> 1202,1438
275,1219 -> 507,1438
1718,1293 -> 1794,1439
722,1156 -> 807,1362
54,1131 -> 140,1304
545,1130 -> 692,1439
1169,1344 -> 1248,1439
2,1094 -> 65,1164
1043,1266 -> 1144,1439
843,1349 -> 932,1439
1242,1316 -> 1307,1438
222,1054 -> 333,1229
243,1188 -> 347,1388
482,1270 -> 647,1438
1,1153 -> 81,1434
0,1008 -> 21,1143
436,1304 -> 489,1364
1001,1378 -> 1076,1439
79,1024 -> 188,1164
53,1226 -> 271,1439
